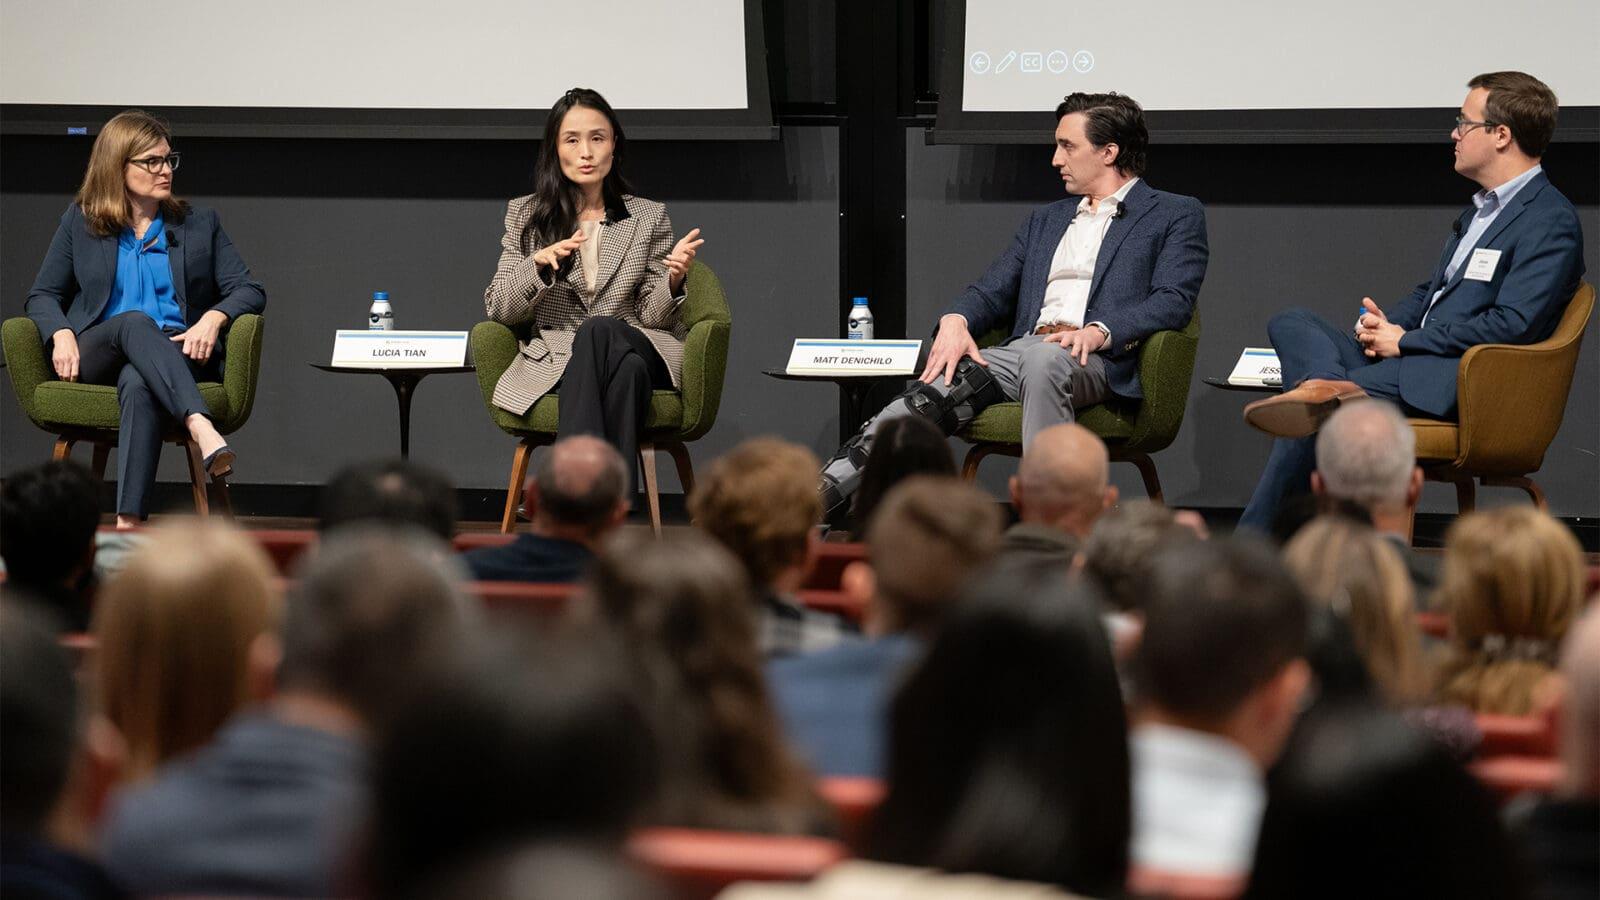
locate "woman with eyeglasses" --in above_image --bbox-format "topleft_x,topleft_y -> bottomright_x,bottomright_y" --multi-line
24,109 -> 266,528
484,88 -> 703,487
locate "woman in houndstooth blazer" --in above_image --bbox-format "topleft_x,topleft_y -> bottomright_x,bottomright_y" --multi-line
484,89 -> 703,483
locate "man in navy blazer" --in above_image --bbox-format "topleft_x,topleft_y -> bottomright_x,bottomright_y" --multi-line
1240,72 -> 1585,530
820,92 -> 1208,519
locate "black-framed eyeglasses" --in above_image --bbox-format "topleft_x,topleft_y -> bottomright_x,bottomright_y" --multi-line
128,152 -> 181,174
1453,116 -> 1498,136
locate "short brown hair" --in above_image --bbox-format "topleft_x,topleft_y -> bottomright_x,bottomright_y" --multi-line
1468,71 -> 1559,158
1055,92 -> 1148,176
689,438 -> 821,590
76,109 -> 189,237
865,476 -> 1002,633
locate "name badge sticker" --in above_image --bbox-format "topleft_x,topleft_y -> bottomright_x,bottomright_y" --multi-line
1463,248 -> 1502,282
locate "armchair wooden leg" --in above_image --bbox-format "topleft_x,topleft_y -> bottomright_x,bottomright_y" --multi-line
209,475 -> 235,518
1483,476 -> 1548,511
664,442 -> 696,496
182,441 -> 211,516
1424,467 -> 1476,515
501,440 -> 535,534
1114,451 -> 1164,504
90,443 -> 111,480
52,439 -> 74,461
639,444 -> 662,537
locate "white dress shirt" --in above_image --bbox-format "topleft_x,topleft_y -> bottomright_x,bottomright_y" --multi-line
1130,722 -> 1265,877
1035,177 -> 1140,334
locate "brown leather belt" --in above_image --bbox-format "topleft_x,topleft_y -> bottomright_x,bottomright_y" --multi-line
1033,323 -> 1081,336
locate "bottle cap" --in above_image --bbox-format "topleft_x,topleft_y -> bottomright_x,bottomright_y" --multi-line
373,291 -> 390,301
852,296 -> 869,305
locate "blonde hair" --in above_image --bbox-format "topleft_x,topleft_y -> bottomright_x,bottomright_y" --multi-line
688,438 -> 821,590
75,109 -> 188,237
1436,507 -> 1585,715
1284,516 -> 1428,704
93,520 -> 281,780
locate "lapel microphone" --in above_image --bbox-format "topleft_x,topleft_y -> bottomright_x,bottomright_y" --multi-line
1112,203 -> 1128,220
166,229 -> 179,247
1450,218 -> 1463,237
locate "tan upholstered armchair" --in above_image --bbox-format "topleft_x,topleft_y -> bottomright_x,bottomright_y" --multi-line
1410,281 -> 1594,511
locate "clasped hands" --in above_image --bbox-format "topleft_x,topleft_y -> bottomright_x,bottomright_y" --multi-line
1355,296 -> 1404,358
532,226 -> 705,294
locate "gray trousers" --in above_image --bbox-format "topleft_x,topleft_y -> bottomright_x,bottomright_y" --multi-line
820,335 -> 1110,514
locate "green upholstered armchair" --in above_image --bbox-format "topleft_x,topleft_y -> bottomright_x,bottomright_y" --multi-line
957,309 -> 1201,501
2,313 -> 266,515
470,260 -> 732,534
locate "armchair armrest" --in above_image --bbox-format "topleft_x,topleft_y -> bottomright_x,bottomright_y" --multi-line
2,317 -> 51,427
216,313 -> 264,434
470,321 -> 520,416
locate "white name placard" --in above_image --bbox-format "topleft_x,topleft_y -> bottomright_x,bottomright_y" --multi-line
786,339 -> 923,376
1228,347 -> 1283,387
331,330 -> 469,367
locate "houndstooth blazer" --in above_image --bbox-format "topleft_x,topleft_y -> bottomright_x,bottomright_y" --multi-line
485,194 -> 688,415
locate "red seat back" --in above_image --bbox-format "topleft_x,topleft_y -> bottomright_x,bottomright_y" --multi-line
816,777 -> 885,853
1476,712 -> 1557,758
1470,755 -> 1563,803
1127,866 -> 1244,900
803,541 -> 867,591
629,828 -> 846,900
471,580 -> 580,614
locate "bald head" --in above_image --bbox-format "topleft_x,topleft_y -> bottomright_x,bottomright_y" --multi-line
1012,423 -> 1114,535
527,436 -> 627,534
1560,606 -> 1600,796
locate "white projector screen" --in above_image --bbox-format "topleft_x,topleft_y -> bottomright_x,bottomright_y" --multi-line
0,0 -> 771,139
938,0 -> 1600,143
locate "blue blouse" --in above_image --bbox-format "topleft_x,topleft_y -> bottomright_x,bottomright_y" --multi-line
98,215 -> 185,331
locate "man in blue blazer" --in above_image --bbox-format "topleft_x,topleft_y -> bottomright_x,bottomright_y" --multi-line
820,92 -> 1208,519
1240,71 -> 1585,531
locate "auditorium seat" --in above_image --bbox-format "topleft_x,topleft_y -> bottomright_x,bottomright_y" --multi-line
470,580 -> 579,614
1475,711 -> 1558,758
1414,610 -> 1448,639
248,528 -> 318,573
629,828 -> 846,900
1470,755 -> 1563,803
1126,865 -> 1244,900
803,541 -> 866,591
816,777 -> 885,853
452,532 -> 518,553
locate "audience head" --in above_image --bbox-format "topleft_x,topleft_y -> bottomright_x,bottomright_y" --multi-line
1054,91 -> 1149,178
852,476 -> 1002,636
1313,401 -> 1421,522
1135,536 -> 1310,766
582,532 -> 817,833
93,520 -> 280,780
873,562 -> 1129,896
529,87 -> 633,252
524,436 -> 628,540
849,416 -> 954,534
320,458 -> 457,540
1081,500 -> 1201,613
689,437 -> 821,594
410,840 -> 661,900
281,527 -> 476,729
1009,423 -> 1116,536
369,633 -> 658,899
1245,707 -> 1524,900
77,109 -> 189,236
1269,491 -> 1372,547
1558,607 -> 1600,797
1465,70 -> 1559,161
1436,506 -> 1584,715
0,459 -> 100,593
1284,516 -> 1427,705
1,601 -> 79,836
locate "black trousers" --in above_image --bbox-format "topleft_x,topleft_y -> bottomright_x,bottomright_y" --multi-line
73,311 -> 217,518
556,317 -> 671,492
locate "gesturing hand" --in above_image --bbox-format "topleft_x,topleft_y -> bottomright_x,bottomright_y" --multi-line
533,227 -> 586,271
171,310 -> 229,363
1356,296 -> 1405,359
51,329 -> 80,382
1042,326 -> 1106,366
919,314 -> 987,386
665,228 -> 704,293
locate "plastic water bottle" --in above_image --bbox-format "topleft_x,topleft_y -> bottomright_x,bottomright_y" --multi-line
368,291 -> 395,331
847,296 -> 874,341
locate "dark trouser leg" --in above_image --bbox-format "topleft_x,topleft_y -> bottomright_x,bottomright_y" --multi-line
1239,357 -> 1408,534
557,317 -> 671,493
113,366 -> 163,519
1267,307 -> 1370,387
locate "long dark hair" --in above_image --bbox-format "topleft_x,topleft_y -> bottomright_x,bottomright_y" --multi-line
521,88 -> 634,257
848,416 -> 955,535
871,561 -> 1130,894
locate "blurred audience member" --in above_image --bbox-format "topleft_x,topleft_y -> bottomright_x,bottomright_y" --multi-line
368,634 -> 658,899
1509,606 -> 1600,900
1131,537 -> 1310,878
1436,506 -> 1584,715
1,601 -> 125,899
584,532 -> 830,835
1245,707 -> 1524,899
99,528 -> 474,897
690,438 -> 856,656
1001,423 -> 1117,566
1311,401 -> 1437,597
768,477 -> 1002,777
320,458 -> 456,540
1080,500 -> 1200,615
93,520 -> 280,782
463,436 -> 628,582
412,840 -> 661,900
1,460 -> 102,631
862,563 -> 1128,897
846,416 -> 955,537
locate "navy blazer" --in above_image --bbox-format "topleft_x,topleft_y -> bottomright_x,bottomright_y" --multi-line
947,179 -> 1209,399
1386,172 -> 1584,418
25,203 -> 267,344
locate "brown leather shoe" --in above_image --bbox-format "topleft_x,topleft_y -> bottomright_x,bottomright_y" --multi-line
1243,379 -> 1369,437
